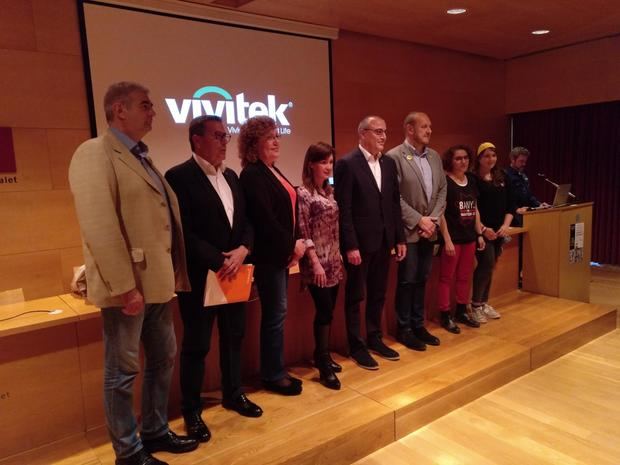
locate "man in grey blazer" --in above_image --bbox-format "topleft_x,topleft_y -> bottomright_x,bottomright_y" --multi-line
69,82 -> 197,465
386,112 -> 446,351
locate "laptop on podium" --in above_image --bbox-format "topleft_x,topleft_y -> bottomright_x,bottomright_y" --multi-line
552,183 -> 572,207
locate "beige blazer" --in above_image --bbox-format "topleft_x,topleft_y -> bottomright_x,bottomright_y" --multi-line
69,129 -> 190,308
386,142 -> 447,242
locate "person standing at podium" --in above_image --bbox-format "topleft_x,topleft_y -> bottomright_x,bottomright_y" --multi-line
471,142 -> 516,322
505,146 -> 548,226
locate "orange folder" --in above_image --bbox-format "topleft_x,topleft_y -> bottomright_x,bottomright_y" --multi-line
203,264 -> 254,307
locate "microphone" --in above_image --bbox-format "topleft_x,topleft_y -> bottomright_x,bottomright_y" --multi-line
537,173 -> 576,199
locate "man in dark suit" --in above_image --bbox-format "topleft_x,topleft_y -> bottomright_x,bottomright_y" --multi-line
165,116 -> 262,444
334,115 -> 407,370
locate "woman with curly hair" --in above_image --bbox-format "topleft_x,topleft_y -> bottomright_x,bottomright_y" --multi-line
437,145 -> 485,334
239,116 -> 306,396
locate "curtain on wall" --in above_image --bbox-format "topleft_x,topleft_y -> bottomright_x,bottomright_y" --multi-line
512,101 -> 620,266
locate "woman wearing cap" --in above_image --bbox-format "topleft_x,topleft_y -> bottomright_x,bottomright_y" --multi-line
470,142 -> 516,322
437,145 -> 485,334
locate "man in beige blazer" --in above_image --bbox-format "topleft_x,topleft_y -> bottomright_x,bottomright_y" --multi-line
69,82 -> 196,465
386,112 -> 446,352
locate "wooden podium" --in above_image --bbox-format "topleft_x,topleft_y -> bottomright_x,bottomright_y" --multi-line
522,202 -> 593,302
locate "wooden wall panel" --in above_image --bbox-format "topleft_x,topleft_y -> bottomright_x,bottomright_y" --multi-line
0,325 -> 85,458
32,0 -> 82,55
0,250 -> 64,300
0,49 -> 88,129
332,31 -> 509,159
47,129 -> 91,190
506,36 -> 620,114
0,128 -> 52,192
0,0 -> 36,51
0,190 -> 81,255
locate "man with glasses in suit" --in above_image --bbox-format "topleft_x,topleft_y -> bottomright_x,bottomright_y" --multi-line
165,116 -> 263,444
335,115 -> 407,370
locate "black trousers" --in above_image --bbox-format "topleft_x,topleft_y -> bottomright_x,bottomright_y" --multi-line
343,247 -> 391,354
177,291 -> 245,415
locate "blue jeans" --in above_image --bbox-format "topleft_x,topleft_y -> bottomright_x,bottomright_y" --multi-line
395,240 -> 434,330
254,263 -> 288,382
101,303 -> 176,459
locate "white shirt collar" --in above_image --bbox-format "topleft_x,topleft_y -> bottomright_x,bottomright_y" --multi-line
359,144 -> 381,162
193,153 -> 226,176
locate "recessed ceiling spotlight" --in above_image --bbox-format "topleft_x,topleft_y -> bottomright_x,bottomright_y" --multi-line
447,8 -> 467,15
531,29 -> 550,35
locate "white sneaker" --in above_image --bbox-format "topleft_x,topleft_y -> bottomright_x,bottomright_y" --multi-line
483,303 -> 501,319
472,305 -> 487,324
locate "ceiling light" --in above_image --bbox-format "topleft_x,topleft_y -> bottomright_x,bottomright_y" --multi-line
531,29 -> 550,35
446,8 -> 467,15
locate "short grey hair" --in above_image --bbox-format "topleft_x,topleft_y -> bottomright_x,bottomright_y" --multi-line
509,146 -> 530,160
357,115 -> 384,134
103,81 -> 149,123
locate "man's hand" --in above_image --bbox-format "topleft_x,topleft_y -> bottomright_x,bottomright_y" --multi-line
120,288 -> 144,316
218,245 -> 249,280
395,243 -> 407,262
417,216 -> 437,238
346,249 -> 362,265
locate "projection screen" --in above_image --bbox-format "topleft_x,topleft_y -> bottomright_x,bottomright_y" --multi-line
80,1 -> 333,184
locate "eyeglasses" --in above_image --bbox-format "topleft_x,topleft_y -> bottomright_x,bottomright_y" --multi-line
210,131 -> 231,143
363,128 -> 387,136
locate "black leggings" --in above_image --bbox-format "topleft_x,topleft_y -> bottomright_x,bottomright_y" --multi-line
308,284 -> 339,326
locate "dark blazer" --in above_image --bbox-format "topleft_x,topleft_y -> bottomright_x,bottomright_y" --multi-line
165,157 -> 253,298
239,160 -> 296,267
334,148 -> 406,254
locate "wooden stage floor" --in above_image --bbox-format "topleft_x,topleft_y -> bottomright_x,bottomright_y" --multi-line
1,290 -> 616,465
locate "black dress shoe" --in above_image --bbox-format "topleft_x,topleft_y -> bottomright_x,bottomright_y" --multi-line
327,354 -> 342,373
368,338 -> 400,360
263,378 -> 303,396
287,374 -> 303,386
397,330 -> 427,351
413,326 -> 440,346
350,349 -> 379,370
440,312 -> 461,334
142,431 -> 199,454
316,355 -> 341,390
183,412 -> 211,443
223,393 -> 263,417
116,449 -> 167,465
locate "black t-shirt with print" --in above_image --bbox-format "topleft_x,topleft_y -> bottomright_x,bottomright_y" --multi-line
444,172 -> 479,244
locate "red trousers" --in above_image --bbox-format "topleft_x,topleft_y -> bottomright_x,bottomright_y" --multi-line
438,242 -> 476,312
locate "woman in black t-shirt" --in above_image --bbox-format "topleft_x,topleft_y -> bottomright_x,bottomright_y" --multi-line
437,145 -> 485,334
471,143 -> 516,323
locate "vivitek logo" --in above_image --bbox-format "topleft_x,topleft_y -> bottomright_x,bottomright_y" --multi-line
165,86 -> 293,126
